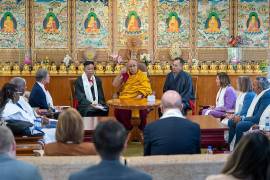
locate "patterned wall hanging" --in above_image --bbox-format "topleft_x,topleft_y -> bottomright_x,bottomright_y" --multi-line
33,0 -> 69,49
75,0 -> 111,49
0,0 -> 26,48
116,0 -> 150,48
197,0 -> 230,47
156,0 -> 190,48
237,0 -> 269,47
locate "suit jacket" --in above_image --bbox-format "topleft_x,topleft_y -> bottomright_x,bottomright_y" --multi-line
237,91 -> 256,117
244,89 -> 270,124
69,160 -> 152,180
29,82 -> 48,109
144,116 -> 200,155
0,153 -> 42,180
75,76 -> 108,116
44,142 -> 96,156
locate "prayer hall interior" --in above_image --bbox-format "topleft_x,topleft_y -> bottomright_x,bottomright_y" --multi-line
0,0 -> 270,180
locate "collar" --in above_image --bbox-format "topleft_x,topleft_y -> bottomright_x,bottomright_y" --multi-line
160,108 -> 184,119
37,82 -> 45,90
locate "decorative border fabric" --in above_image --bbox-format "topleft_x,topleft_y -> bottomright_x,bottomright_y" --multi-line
75,0 -> 110,49
33,0 -> 69,49
0,0 -> 26,48
156,0 -> 190,48
197,0 -> 230,47
237,0 -> 269,48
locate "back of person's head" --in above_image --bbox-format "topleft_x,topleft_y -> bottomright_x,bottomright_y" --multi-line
217,72 -> 230,87
0,126 -> 16,157
56,108 -> 84,144
0,83 -> 17,109
222,132 -> 270,180
161,90 -> 182,112
93,120 -> 127,160
256,76 -> 270,91
10,77 -> 26,94
237,76 -> 253,92
36,68 -> 48,82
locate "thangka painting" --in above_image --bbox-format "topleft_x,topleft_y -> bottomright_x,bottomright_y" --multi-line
75,0 -> 110,49
156,0 -> 190,48
33,0 -> 68,48
197,0 -> 230,47
117,0 -> 150,47
237,0 -> 269,47
0,0 -> 26,48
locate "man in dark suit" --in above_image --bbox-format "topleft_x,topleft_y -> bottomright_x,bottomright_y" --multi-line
69,120 -> 152,180
144,90 -> 200,156
0,126 -> 42,180
29,68 -> 53,109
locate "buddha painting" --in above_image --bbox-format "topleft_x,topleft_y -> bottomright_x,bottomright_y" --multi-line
246,12 -> 261,33
125,11 -> 141,33
43,9 -> 60,34
1,12 -> 17,33
84,12 -> 100,34
166,12 -> 181,33
205,12 -> 221,34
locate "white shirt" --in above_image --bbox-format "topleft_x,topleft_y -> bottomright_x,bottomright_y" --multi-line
18,96 -> 36,120
160,108 -> 184,119
37,82 -> 54,108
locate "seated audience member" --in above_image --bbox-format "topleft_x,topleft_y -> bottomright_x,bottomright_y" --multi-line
0,126 -> 42,180
44,108 -> 96,156
69,120 -> 152,180
29,68 -> 54,110
228,77 -> 270,145
112,60 -> 152,130
163,57 -> 195,115
0,83 -> 56,143
202,72 -> 237,118
206,132 -> 270,180
226,76 -> 255,145
75,61 -> 108,117
144,90 -> 200,156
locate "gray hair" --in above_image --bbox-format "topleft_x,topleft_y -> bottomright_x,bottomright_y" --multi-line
36,68 -> 48,82
10,77 -> 26,90
162,99 -> 182,109
0,126 -> 14,153
256,77 -> 270,90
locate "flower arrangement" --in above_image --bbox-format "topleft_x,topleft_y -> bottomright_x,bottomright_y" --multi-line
140,53 -> 151,66
228,35 -> 243,47
110,52 -> 123,64
169,43 -> 182,59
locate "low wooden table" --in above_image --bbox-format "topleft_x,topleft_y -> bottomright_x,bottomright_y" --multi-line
187,115 -> 229,152
107,98 -> 161,143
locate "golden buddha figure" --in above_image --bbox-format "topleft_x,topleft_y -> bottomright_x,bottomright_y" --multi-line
167,14 -> 180,33
22,64 -> 30,75
59,62 -> 67,74
12,63 -> 20,75
68,63 -> 77,74
254,63 -> 261,74
147,63 -> 154,75
44,16 -> 59,34
85,15 -> 100,34
227,64 -> 235,74
236,63 -> 244,74
50,62 -> 58,74
191,64 -> 200,74
114,63 -> 122,74
245,62 -> 253,73
183,63 -> 190,72
205,14 -> 221,33
105,63 -> 113,74
154,62 -> 163,74
32,63 -> 40,74
200,62 -> 209,74
127,13 -> 140,32
77,63 -> 84,74
218,62 -> 227,72
209,62 -> 217,74
247,13 -> 260,33
95,63 -> 104,74
163,62 -> 171,74
2,62 -> 11,75
2,15 -> 16,33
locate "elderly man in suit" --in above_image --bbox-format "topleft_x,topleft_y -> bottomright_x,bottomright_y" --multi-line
229,76 -> 270,145
0,126 -> 42,180
29,68 -> 54,110
69,120 -> 152,180
144,90 -> 200,155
